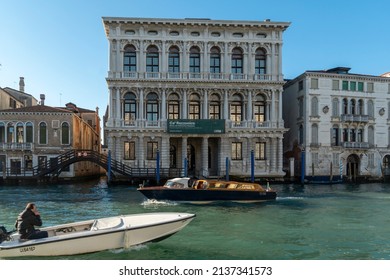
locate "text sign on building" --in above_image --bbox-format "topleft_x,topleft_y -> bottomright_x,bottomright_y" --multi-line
167,119 -> 225,134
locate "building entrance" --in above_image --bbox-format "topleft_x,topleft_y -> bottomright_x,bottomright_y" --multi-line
346,154 -> 359,181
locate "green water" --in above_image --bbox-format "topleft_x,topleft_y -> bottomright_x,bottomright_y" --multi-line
1,179 -> 390,260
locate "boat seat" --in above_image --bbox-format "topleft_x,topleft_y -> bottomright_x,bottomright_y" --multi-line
91,217 -> 124,231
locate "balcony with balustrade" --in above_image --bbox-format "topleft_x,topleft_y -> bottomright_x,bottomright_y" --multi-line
0,142 -> 33,151
110,71 -> 279,82
341,114 -> 369,123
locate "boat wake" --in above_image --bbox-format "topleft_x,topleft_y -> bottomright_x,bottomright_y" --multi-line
141,199 -> 178,208
110,244 -> 149,254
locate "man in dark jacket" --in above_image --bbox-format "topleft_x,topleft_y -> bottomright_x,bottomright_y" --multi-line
15,203 -> 48,240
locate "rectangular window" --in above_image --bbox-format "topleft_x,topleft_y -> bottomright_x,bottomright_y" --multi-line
358,82 -> 364,92
367,82 -> 374,93
342,81 -> 349,91
124,141 -> 135,160
350,81 -> 356,91
209,103 -> 220,119
231,142 -> 242,160
168,103 -> 180,119
189,103 -> 200,119
298,80 -> 304,91
230,104 -> 242,122
24,155 -> 33,171
255,142 -> 266,160
332,80 -> 339,90
310,78 -> 318,89
147,142 -> 158,160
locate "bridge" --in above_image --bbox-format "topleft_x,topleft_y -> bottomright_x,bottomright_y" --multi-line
1,149 -> 184,183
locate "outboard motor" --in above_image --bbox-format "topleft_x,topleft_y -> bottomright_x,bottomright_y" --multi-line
0,225 -> 10,243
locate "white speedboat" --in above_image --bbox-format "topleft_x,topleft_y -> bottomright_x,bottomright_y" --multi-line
0,212 -> 195,258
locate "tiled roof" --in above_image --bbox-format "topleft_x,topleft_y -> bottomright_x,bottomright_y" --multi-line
0,105 -> 72,114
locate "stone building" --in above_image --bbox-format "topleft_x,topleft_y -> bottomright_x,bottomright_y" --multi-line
283,67 -> 390,182
0,97 -> 102,179
102,17 -> 290,179
0,77 -> 38,110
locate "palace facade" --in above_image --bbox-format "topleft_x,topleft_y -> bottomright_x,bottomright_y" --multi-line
102,17 -> 290,179
283,67 -> 390,182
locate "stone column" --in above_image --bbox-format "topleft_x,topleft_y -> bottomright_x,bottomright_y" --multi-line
160,136 -> 169,169
139,89 -> 144,121
224,90 -> 229,120
203,89 -> 208,119
138,135 -> 144,168
271,90 -> 275,126
270,137 -> 276,172
278,137 -> 283,173
278,89 -> 283,127
161,89 -> 166,121
202,137 -> 209,177
182,90 -> 187,118
247,90 -> 252,122
115,88 -> 121,124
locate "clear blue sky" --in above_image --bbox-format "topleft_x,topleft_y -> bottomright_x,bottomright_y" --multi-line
0,0 -> 389,119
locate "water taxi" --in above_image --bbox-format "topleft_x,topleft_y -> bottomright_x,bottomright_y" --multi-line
137,178 -> 277,203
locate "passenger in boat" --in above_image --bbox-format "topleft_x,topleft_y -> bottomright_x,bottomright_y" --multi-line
15,203 -> 48,240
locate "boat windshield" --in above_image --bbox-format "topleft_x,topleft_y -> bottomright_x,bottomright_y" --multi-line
164,181 -> 185,188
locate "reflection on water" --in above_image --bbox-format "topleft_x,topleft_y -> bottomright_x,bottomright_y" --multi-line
1,179 -> 390,260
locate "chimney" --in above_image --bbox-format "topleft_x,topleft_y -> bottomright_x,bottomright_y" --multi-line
40,94 -> 45,105
19,77 -> 25,92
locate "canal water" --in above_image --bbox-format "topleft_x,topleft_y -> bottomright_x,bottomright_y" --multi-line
1,178 -> 390,260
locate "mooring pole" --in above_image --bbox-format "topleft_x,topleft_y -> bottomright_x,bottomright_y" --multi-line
226,157 -> 229,181
107,150 -> 112,183
251,150 -> 255,183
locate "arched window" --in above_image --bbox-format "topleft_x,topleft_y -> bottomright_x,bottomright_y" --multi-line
26,122 -> 33,143
146,45 -> 159,73
168,46 -> 180,73
168,93 -> 180,120
357,128 -> 363,142
350,127 -> 356,142
255,48 -> 266,76
230,94 -> 243,122
16,122 -> 24,143
343,98 -> 348,114
0,122 -> 5,142
311,97 -> 319,116
123,92 -> 137,125
368,126 -> 374,146
210,47 -> 221,74
189,46 -> 200,73
367,100 -> 374,118
7,123 -> 14,143
231,47 -> 243,74
61,122 -> 70,145
358,99 -> 364,115
311,124 -> 318,144
146,92 -> 159,121
331,125 -> 339,146
254,94 -> 266,122
39,122 -> 47,145
209,94 -> 221,119
350,99 -> 356,115
123,45 -> 137,72
332,98 -> 339,117
189,93 -> 201,119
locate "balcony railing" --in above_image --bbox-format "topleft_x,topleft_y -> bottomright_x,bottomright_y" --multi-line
114,71 -> 277,82
0,142 -> 33,151
341,142 -> 370,149
341,114 -> 369,122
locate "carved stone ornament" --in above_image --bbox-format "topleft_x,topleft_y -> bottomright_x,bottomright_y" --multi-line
379,108 -> 385,116
322,106 -> 329,114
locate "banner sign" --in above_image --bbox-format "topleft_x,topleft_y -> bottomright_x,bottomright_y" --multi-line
167,119 -> 225,134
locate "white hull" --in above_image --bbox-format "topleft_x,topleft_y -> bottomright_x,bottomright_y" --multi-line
0,212 -> 195,258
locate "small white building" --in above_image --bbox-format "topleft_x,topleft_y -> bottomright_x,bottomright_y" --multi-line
283,67 -> 390,182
